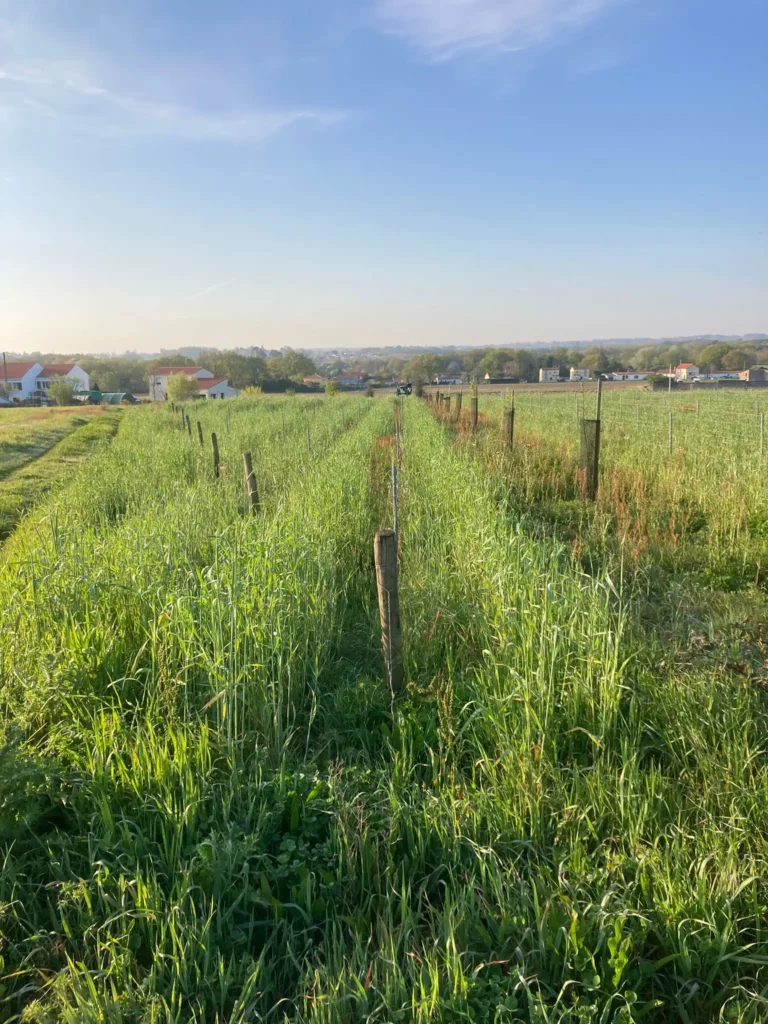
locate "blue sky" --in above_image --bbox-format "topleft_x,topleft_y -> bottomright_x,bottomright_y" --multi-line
1,0 -> 766,353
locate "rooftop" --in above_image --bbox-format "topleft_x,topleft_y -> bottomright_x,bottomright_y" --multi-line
153,366 -> 207,376
40,363 -> 76,377
1,361 -> 39,379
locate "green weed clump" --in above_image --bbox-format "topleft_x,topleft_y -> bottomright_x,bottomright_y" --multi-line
0,393 -> 767,1022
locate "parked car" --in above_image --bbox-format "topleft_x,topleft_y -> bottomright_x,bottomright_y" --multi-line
396,383 -> 413,396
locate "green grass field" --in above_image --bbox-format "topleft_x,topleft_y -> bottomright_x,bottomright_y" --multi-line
1,391 -> 768,1022
0,408 -> 112,481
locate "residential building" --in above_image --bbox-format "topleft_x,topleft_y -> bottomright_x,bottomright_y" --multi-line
302,374 -> 326,387
703,371 -> 741,380
149,366 -> 214,401
538,367 -> 561,383
196,378 -> 240,399
675,363 -> 700,381
0,361 -> 44,399
605,371 -> 651,381
740,367 -> 768,382
36,362 -> 90,395
438,377 -> 463,385
569,367 -> 591,381
333,371 -> 368,388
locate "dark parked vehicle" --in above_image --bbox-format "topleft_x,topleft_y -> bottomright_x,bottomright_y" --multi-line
396,383 -> 413,396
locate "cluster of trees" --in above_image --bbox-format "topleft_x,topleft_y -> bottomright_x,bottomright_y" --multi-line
76,349 -> 320,394
14,338 -> 768,399
396,341 -> 768,384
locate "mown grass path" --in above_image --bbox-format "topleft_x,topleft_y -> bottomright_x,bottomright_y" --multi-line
0,412 -> 122,543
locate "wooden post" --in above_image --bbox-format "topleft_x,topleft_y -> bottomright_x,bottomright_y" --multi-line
374,529 -> 403,696
243,451 -> 259,512
596,376 -> 603,422
212,432 -> 220,479
444,395 -> 451,414
197,420 -> 204,446
503,408 -> 514,447
454,392 -> 462,420
470,396 -> 478,430
186,413 -> 192,437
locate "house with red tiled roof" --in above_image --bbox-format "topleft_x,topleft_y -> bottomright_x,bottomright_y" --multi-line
0,361 -> 43,400
149,366 -> 214,401
195,377 -> 240,400
148,365 -> 240,400
0,360 -> 90,402
36,362 -> 90,395
675,363 -> 700,381
333,370 -> 368,389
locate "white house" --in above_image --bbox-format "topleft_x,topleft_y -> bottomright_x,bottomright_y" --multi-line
606,371 -> 651,381
675,363 -> 700,381
0,361 -> 43,399
196,377 -> 240,400
570,367 -> 591,381
36,362 -> 89,394
539,367 -> 561,383
149,366 -> 214,401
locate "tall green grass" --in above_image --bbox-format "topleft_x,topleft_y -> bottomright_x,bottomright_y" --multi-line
1,393 -> 767,1022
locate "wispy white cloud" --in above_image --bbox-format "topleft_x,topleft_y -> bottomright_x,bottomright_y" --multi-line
0,63 -> 348,142
375,0 -> 623,60
0,10 -> 349,144
191,281 -> 229,299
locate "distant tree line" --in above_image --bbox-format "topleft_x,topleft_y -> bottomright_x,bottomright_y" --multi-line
14,339 -> 768,395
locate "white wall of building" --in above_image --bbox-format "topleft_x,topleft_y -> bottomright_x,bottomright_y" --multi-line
202,382 -> 239,399
2,363 -> 43,399
150,368 -> 214,401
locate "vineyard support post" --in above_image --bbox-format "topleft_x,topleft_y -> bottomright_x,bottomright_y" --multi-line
503,408 -> 514,447
197,421 -> 204,446
470,396 -> 478,430
243,451 -> 259,512
454,392 -> 462,420
374,529 -> 403,697
212,432 -> 220,479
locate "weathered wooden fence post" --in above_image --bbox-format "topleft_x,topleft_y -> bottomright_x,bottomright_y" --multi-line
374,529 -> 403,696
197,420 -> 204,446
454,392 -> 462,420
470,395 -> 478,430
211,432 -> 220,479
579,378 -> 602,500
243,451 -> 259,512
444,395 -> 451,415
186,413 -> 192,437
503,408 -> 514,448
